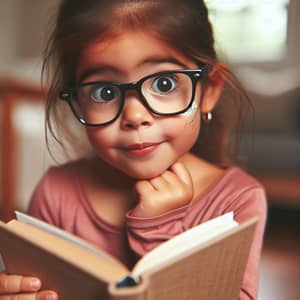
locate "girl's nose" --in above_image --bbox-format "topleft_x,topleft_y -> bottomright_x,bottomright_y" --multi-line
120,94 -> 154,130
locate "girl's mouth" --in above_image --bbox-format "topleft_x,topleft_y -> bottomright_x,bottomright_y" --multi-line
122,142 -> 161,156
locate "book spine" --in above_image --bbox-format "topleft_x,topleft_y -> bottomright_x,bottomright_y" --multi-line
116,276 -> 139,288
109,293 -> 145,300
108,277 -> 149,300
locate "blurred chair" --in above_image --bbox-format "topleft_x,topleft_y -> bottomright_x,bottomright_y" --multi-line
0,78 -> 44,221
244,87 -> 300,207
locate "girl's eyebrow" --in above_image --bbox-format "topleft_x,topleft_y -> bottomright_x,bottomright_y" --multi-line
78,66 -> 116,83
140,57 -> 188,69
78,57 -> 189,83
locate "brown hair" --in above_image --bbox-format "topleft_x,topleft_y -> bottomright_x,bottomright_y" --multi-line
43,0 -> 253,165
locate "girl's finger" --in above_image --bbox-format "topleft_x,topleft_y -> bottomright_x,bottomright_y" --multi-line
161,170 -> 179,184
0,290 -> 58,300
170,162 -> 193,186
36,290 -> 58,300
149,176 -> 169,191
0,274 -> 41,294
134,180 -> 154,197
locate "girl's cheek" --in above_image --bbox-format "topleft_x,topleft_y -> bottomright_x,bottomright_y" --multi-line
162,111 -> 200,143
179,106 -> 201,132
85,127 -> 111,151
180,101 -> 199,117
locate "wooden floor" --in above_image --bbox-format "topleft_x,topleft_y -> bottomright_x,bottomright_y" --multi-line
258,205 -> 300,300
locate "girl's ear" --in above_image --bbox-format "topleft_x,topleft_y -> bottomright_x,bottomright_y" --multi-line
200,63 -> 226,113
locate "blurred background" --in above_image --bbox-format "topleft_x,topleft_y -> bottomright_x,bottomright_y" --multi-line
0,0 -> 299,299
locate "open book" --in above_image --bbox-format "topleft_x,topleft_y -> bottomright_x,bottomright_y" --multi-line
0,212 -> 258,300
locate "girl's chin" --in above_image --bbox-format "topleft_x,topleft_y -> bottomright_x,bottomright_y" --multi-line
121,166 -> 169,180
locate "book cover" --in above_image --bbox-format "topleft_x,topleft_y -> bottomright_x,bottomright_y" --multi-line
0,212 -> 258,300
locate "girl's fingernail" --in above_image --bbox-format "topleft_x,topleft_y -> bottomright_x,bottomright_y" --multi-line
45,293 -> 57,300
31,279 -> 41,290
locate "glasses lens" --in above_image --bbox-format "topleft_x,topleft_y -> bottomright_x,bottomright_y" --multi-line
71,83 -> 121,124
142,72 -> 193,114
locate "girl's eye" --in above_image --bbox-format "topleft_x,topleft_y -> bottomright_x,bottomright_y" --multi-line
151,75 -> 177,94
90,84 -> 120,102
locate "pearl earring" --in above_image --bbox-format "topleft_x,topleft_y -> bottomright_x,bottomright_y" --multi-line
202,112 -> 213,123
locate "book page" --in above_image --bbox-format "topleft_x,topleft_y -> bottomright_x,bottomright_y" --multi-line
1,220 -> 129,285
15,211 -> 121,268
132,212 -> 238,280
0,253 -> 5,272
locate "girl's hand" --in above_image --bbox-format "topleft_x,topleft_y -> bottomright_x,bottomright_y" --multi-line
0,273 -> 58,300
132,162 -> 194,217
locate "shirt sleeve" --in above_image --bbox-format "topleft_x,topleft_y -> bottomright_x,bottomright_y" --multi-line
126,205 -> 189,256
27,167 -> 62,226
225,187 -> 267,300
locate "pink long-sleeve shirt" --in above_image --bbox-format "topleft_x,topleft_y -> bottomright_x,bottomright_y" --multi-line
28,162 -> 267,300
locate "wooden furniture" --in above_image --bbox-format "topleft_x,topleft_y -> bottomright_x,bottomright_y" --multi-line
254,172 -> 300,208
0,78 -> 43,221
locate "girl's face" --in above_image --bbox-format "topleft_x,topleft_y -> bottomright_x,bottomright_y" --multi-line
76,30 -> 204,179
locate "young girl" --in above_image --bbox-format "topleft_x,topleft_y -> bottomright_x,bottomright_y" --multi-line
0,1 -> 267,299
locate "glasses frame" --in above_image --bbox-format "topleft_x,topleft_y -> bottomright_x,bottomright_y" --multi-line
59,66 -> 208,127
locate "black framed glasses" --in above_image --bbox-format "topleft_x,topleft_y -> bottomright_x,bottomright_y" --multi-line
59,67 -> 207,126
